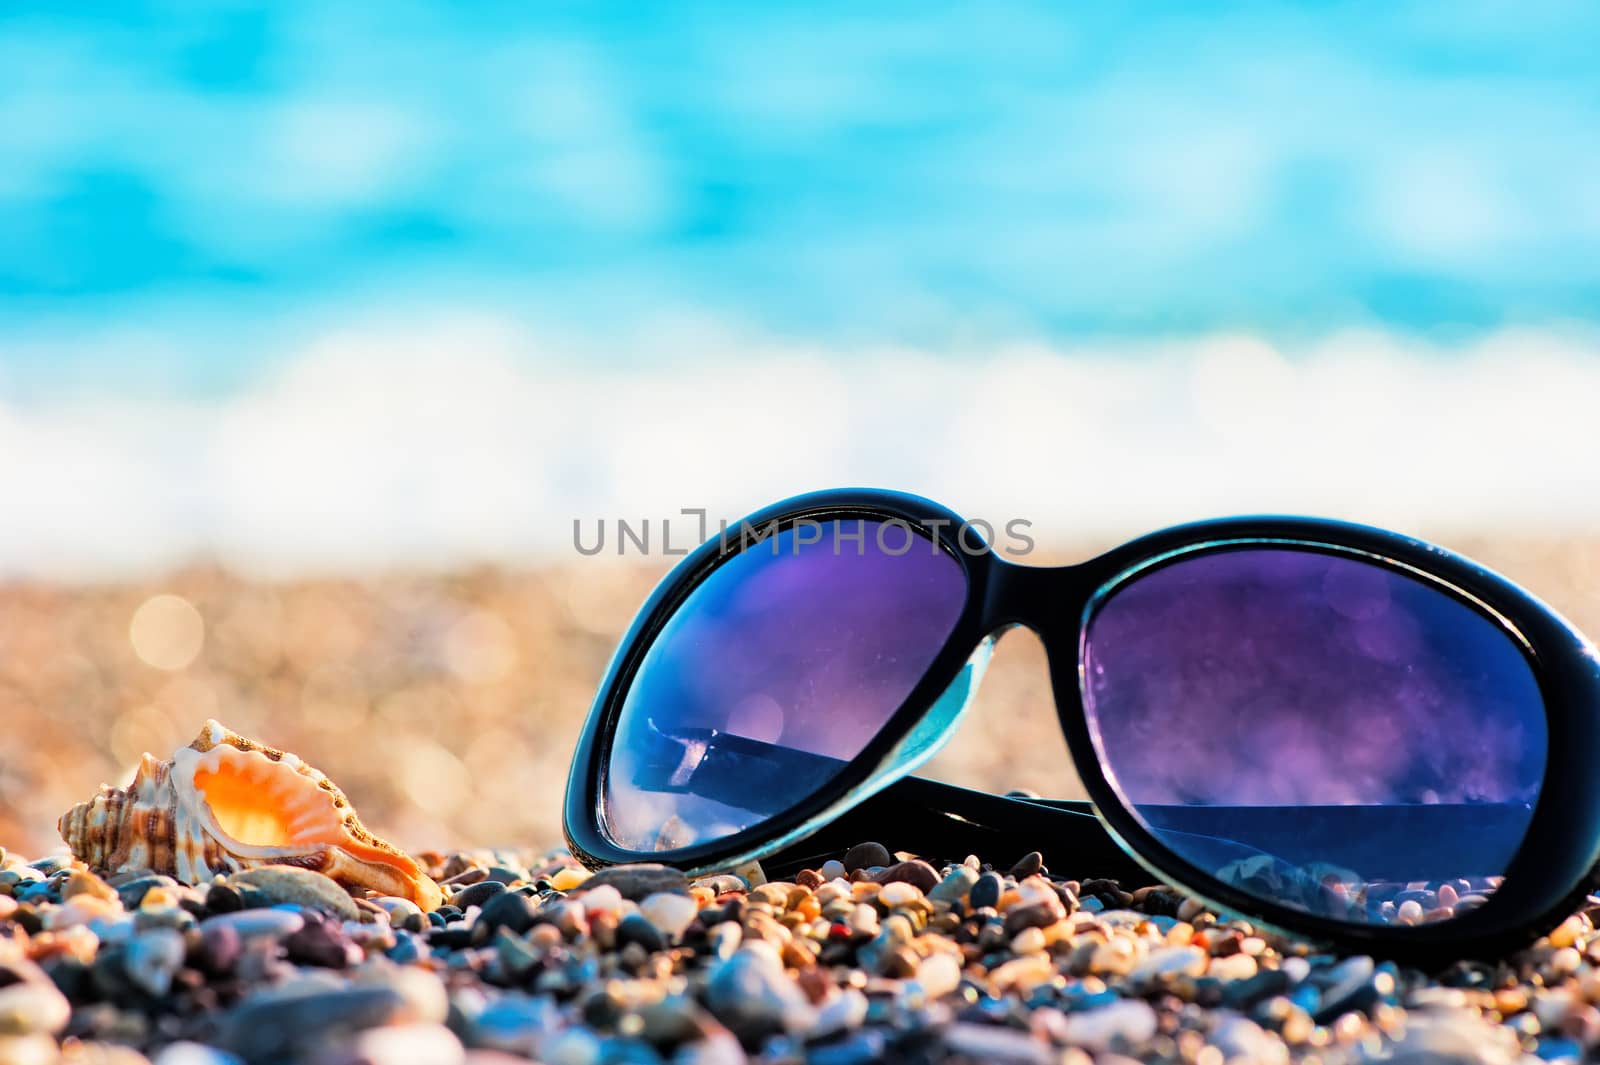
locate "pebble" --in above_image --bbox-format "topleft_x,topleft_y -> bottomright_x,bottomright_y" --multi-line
842,842 -> 892,872
196,923 -> 241,975
638,891 -> 697,942
318,1022 -> 465,1065
285,915 -> 361,968
573,884 -> 623,915
1212,1015 -> 1288,1064
944,1022 -> 1052,1064
201,908 -> 306,939
453,880 -> 507,910
1003,896 -> 1065,936
807,1031 -> 886,1065
580,864 -> 689,901
876,881 -> 922,908
870,860 -> 939,892
548,867 -> 590,892
1315,957 -> 1395,1023
914,952 -> 963,999
226,867 -> 360,922
470,994 -> 562,1055
1059,999 -> 1158,1052
475,890 -> 541,937
1009,851 -> 1045,878
539,1028 -> 602,1065
1208,952 -> 1260,982
969,871 -> 1004,910
1133,944 -> 1207,981
705,946 -> 812,1042
614,913 -> 665,952
361,963 -> 447,1025
62,869 -> 117,903
0,841 -> 1588,1064
152,1044 -> 244,1065
1376,1008 -> 1524,1064
124,927 -> 187,996
928,865 -> 979,904
691,874 -> 747,896
373,896 -> 425,932
0,981 -> 71,1036
811,988 -> 868,1037
203,883 -> 244,914
219,986 -> 408,1064
1011,926 -> 1047,955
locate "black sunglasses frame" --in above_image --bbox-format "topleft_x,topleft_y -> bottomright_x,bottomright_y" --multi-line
565,488 -> 1600,964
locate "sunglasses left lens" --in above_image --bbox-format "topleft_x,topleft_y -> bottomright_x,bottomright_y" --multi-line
602,518 -> 968,852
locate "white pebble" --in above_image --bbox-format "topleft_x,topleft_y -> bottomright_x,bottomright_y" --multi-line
878,882 -> 921,907
1208,954 -> 1258,981
578,884 -> 625,915
153,1044 -> 245,1065
640,892 -> 698,942
811,988 -> 868,1037
1211,1016 -> 1287,1065
0,1034 -> 69,1065
1060,999 -> 1158,1052
1133,945 -> 1207,981
350,964 -> 449,1024
124,928 -> 187,997
0,982 -> 71,1036
339,1023 -> 465,1065
1010,927 -> 1047,955
374,896 -> 424,922
1014,878 -> 1057,907
201,910 -> 306,938
1281,956 -> 1311,983
915,952 -> 963,999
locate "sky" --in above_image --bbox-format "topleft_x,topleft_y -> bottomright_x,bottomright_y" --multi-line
1,3 -> 1598,575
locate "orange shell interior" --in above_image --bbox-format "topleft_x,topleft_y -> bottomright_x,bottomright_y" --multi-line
192,745 -> 345,849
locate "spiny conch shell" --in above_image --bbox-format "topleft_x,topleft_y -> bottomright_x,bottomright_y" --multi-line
58,720 -> 443,911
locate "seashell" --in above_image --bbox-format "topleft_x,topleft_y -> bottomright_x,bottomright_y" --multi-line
58,720 -> 443,911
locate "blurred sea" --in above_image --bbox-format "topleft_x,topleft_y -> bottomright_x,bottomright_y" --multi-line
3,321 -> 1600,578
4,4 -> 1600,575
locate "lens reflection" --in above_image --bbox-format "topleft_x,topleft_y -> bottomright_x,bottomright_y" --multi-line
1082,547 -> 1547,925
604,519 -> 967,850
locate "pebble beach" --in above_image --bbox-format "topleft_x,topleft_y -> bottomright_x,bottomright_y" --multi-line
2,840 -> 1598,1065
2,550 -> 1599,1064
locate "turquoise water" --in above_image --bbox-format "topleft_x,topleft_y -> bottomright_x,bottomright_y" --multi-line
2,2 -> 1598,391
1,5 -> 1597,574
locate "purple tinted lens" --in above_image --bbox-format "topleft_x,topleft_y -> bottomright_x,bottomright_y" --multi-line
1083,547 -> 1547,926
604,519 -> 967,851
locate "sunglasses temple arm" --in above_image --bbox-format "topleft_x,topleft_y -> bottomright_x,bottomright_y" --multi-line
633,724 -> 1157,882
759,773 -> 1158,886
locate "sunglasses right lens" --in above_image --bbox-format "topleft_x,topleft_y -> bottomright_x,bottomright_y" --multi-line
602,518 -> 968,852
1082,546 -> 1548,926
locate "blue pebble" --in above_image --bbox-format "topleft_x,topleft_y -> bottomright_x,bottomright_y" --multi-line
1535,1037 -> 1582,1062
809,1030 -> 888,1065
595,1036 -> 663,1065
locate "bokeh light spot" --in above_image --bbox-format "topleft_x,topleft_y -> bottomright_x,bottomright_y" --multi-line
444,609 -> 518,684
129,594 -> 205,670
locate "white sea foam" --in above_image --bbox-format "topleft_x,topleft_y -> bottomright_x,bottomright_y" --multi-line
0,315 -> 1596,579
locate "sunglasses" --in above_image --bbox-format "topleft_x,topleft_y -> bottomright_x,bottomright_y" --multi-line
564,489 -> 1600,962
